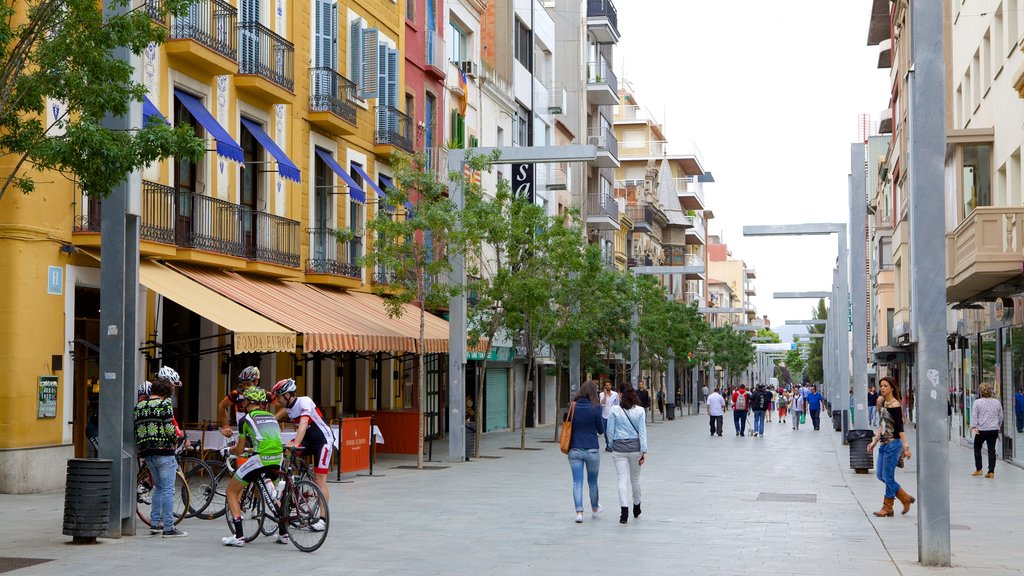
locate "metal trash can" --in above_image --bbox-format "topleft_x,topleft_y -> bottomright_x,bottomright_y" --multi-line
832,410 -> 842,432
63,458 -> 112,544
846,430 -> 874,473
465,422 -> 477,460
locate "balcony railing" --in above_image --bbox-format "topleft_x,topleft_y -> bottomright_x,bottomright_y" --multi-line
309,67 -> 357,125
425,29 -> 446,74
74,181 -> 177,245
177,190 -> 299,267
170,0 -> 238,60
375,105 -> 414,152
587,193 -> 619,221
306,227 -> 361,278
684,214 -> 706,239
238,21 -> 294,91
546,162 -> 567,190
586,0 -> 618,34
684,291 -> 704,306
588,126 -> 619,162
373,269 -> 398,285
586,59 -> 617,94
619,140 -> 665,158
676,176 -> 706,206
626,204 -> 654,231
145,0 -> 165,22
683,252 -> 704,268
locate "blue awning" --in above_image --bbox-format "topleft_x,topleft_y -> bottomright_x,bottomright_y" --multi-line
239,117 -> 301,183
143,95 -> 168,126
351,164 -> 385,207
379,175 -> 413,212
173,90 -> 244,164
314,148 -> 365,203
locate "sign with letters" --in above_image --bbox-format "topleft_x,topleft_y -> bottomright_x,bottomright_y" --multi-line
511,163 -> 534,203
47,265 -> 63,295
38,376 -> 58,418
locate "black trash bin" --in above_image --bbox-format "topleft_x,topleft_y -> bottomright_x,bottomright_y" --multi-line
63,458 -> 112,544
832,410 -> 842,432
847,429 -> 874,473
666,403 -> 676,420
465,422 -> 477,460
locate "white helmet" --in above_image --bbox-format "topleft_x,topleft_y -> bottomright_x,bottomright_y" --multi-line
156,366 -> 181,386
138,381 -> 152,398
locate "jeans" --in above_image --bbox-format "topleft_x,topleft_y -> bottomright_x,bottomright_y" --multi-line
793,410 -> 801,429
602,418 -> 610,449
809,409 -> 821,430
611,452 -> 642,507
869,406 -> 878,426
733,410 -> 748,434
752,410 -> 766,435
974,430 -> 999,473
1016,410 -> 1023,433
709,415 -> 723,435
568,448 -> 601,512
145,454 -> 178,531
876,439 -> 903,498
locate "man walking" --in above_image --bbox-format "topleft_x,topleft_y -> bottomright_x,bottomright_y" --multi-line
806,384 -> 824,431
867,384 -> 879,426
706,387 -> 726,437
732,385 -> 751,437
750,384 -> 771,437
599,380 -> 619,451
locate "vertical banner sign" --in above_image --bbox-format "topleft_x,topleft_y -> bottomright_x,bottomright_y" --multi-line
511,163 -> 534,203
38,376 -> 58,418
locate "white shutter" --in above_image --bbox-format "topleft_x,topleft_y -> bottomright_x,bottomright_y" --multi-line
361,28 -> 379,99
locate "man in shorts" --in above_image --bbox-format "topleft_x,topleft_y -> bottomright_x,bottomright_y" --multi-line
272,378 -> 333,531
222,387 -> 285,547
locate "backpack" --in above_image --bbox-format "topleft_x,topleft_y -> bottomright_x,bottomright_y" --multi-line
753,391 -> 769,411
735,392 -> 748,411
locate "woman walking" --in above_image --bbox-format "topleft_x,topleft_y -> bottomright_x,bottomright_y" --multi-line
777,388 -> 788,424
866,376 -> 914,516
971,383 -> 1004,478
606,385 -> 648,524
566,380 -> 605,523
790,389 -> 804,430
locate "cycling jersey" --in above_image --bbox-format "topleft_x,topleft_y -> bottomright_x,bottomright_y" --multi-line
235,409 -> 283,484
285,397 -> 334,474
226,388 -> 247,423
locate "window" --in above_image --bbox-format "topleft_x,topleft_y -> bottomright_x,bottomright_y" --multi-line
450,110 -> 465,148
878,236 -> 893,270
406,0 -> 414,21
424,93 -> 435,149
349,162 -> 365,264
173,97 -> 200,242
514,18 -> 532,71
496,125 -> 503,147
314,0 -> 337,70
961,144 -> 992,219
311,154 -> 331,268
1008,0 -> 1020,56
515,105 -> 530,147
405,93 -> 414,120
450,21 -> 466,63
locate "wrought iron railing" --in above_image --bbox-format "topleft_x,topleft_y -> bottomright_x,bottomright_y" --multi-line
626,204 -> 654,231
586,193 -> 619,221
588,126 -> 618,162
140,180 -> 176,244
145,0 -> 165,22
586,59 -> 617,94
237,21 -> 294,91
178,191 -> 299,266
306,227 -> 361,278
170,0 -> 238,61
309,67 -> 357,125
373,269 -> 398,285
375,105 -> 414,152
586,0 -> 619,34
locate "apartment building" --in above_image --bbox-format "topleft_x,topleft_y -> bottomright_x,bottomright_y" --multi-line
706,236 -> 758,329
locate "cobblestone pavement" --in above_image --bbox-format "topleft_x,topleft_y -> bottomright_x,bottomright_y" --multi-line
1,411 -> 1022,575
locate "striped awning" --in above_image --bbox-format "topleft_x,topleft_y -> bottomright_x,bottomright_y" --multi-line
171,264 -> 448,354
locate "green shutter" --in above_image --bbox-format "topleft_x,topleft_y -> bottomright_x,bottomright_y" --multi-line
484,368 -> 509,432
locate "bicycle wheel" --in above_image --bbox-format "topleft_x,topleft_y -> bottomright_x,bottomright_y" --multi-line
199,460 -> 230,520
283,480 -> 328,552
180,456 -> 214,518
137,467 -> 189,528
225,482 -> 263,542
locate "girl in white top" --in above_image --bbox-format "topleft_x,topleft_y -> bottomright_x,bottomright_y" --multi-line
606,386 -> 648,525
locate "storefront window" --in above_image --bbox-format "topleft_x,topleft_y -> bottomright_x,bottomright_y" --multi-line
1004,326 -> 1024,461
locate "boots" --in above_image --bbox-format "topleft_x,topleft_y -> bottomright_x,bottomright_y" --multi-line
619,507 -> 628,524
872,497 -> 895,517
895,488 -> 915,515
633,503 -> 642,518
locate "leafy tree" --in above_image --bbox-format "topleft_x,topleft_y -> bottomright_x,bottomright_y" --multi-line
756,327 -> 781,343
783,342 -> 806,385
806,299 -> 828,383
0,0 -> 204,200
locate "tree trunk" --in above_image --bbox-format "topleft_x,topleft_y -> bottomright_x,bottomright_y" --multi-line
521,322 -> 531,450
416,272 -> 425,470
474,331 -> 494,458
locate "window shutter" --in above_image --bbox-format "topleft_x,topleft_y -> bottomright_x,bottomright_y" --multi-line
450,109 -> 458,148
386,47 -> 399,133
331,1 -> 338,71
361,29 -> 380,99
376,45 -> 388,138
469,135 -> 478,148
349,18 -> 363,93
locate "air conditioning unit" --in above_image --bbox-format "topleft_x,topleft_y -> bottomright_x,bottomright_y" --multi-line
458,60 -> 479,79
543,0 -> 556,7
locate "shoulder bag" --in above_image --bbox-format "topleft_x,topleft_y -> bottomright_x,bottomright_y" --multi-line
611,406 -> 642,453
559,402 -> 576,454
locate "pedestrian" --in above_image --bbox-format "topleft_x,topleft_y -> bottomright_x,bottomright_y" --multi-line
777,388 -> 788,423
606,385 -> 648,524
655,385 -> 665,420
637,381 -> 652,423
867,384 -> 879,426
806,384 -> 824,430
971,383 -> 1004,478
706,386 -> 726,436
750,384 -> 770,437
599,380 -> 619,451
702,383 -> 709,403
767,386 -> 775,423
134,366 -> 187,537
866,376 -> 914,516
1014,387 -> 1024,434
791,389 -> 805,430
732,385 -> 750,436
566,380 -> 605,523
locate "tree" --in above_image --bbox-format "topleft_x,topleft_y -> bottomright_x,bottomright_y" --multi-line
806,299 -> 828,383
756,327 -> 781,343
783,342 -> 807,385
0,0 -> 204,201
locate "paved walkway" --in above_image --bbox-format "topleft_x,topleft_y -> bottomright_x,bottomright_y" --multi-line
1,412 -> 1022,575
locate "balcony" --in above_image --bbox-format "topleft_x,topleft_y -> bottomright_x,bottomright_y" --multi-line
745,281 -> 756,296
586,0 -> 619,44
683,214 -> 705,244
683,252 -> 704,270
425,147 -> 449,184
165,0 -> 238,76
684,291 -> 704,307
73,181 -> 178,255
946,206 -> 1024,302
626,204 -> 654,233
548,82 -> 567,115
372,269 -> 399,286
425,29 -> 446,79
235,21 -> 294,103
305,227 -> 362,287
586,193 -> 619,230
374,105 -> 414,156
675,176 -> 706,210
619,139 -> 665,159
587,126 -> 619,168
586,59 -> 618,106
745,267 -> 756,278
308,67 -> 358,135
546,162 -> 568,191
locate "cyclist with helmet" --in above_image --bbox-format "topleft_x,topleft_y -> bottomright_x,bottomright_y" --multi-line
222,386 -> 286,547
218,366 -> 261,438
272,378 -> 333,530
134,369 -> 187,537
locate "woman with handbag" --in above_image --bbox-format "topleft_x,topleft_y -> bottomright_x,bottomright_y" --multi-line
566,380 -> 605,523
606,385 -> 648,525
970,383 -> 1003,478
866,376 -> 914,516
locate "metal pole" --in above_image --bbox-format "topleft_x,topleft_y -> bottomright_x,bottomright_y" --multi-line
447,153 -> 467,463
849,146 -> 869,429
837,223 -> 850,418
666,350 -> 675,418
909,0 -> 951,564
630,309 -> 640,389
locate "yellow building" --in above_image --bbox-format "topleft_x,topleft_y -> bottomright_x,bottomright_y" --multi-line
0,0 -> 447,493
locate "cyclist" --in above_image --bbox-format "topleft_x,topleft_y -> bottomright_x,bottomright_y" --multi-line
134,367 -> 187,538
222,386 -> 286,547
271,378 -> 333,531
218,366 -> 261,438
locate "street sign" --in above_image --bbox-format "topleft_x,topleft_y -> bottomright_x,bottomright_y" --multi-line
47,265 -> 63,295
511,163 -> 534,202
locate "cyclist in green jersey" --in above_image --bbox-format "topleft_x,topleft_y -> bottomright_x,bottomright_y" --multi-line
222,387 -> 285,547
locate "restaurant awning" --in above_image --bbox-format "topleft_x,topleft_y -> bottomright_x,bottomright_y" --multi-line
315,147 -> 365,203
171,264 -> 449,354
240,117 -> 301,183
173,90 -> 245,164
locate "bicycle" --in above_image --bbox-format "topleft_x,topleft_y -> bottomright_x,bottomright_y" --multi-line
136,461 -> 190,528
228,447 -> 330,552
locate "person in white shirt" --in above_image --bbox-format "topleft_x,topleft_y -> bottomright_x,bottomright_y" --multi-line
706,387 -> 727,437
599,380 -> 619,452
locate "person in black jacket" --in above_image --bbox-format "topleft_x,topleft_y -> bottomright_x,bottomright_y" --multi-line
566,380 -> 605,523
750,384 -> 771,437
637,381 -> 652,423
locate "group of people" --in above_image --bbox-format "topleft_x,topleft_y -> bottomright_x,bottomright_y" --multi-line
563,380 -> 648,525
704,382 -> 825,437
133,365 -> 333,545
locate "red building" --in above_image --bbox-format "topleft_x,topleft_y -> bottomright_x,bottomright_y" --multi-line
404,0 -> 446,161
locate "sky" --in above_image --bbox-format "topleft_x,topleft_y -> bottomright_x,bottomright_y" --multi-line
615,0 -> 890,341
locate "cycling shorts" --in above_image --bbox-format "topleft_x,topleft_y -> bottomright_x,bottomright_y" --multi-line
302,436 -> 333,475
235,453 -> 283,484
